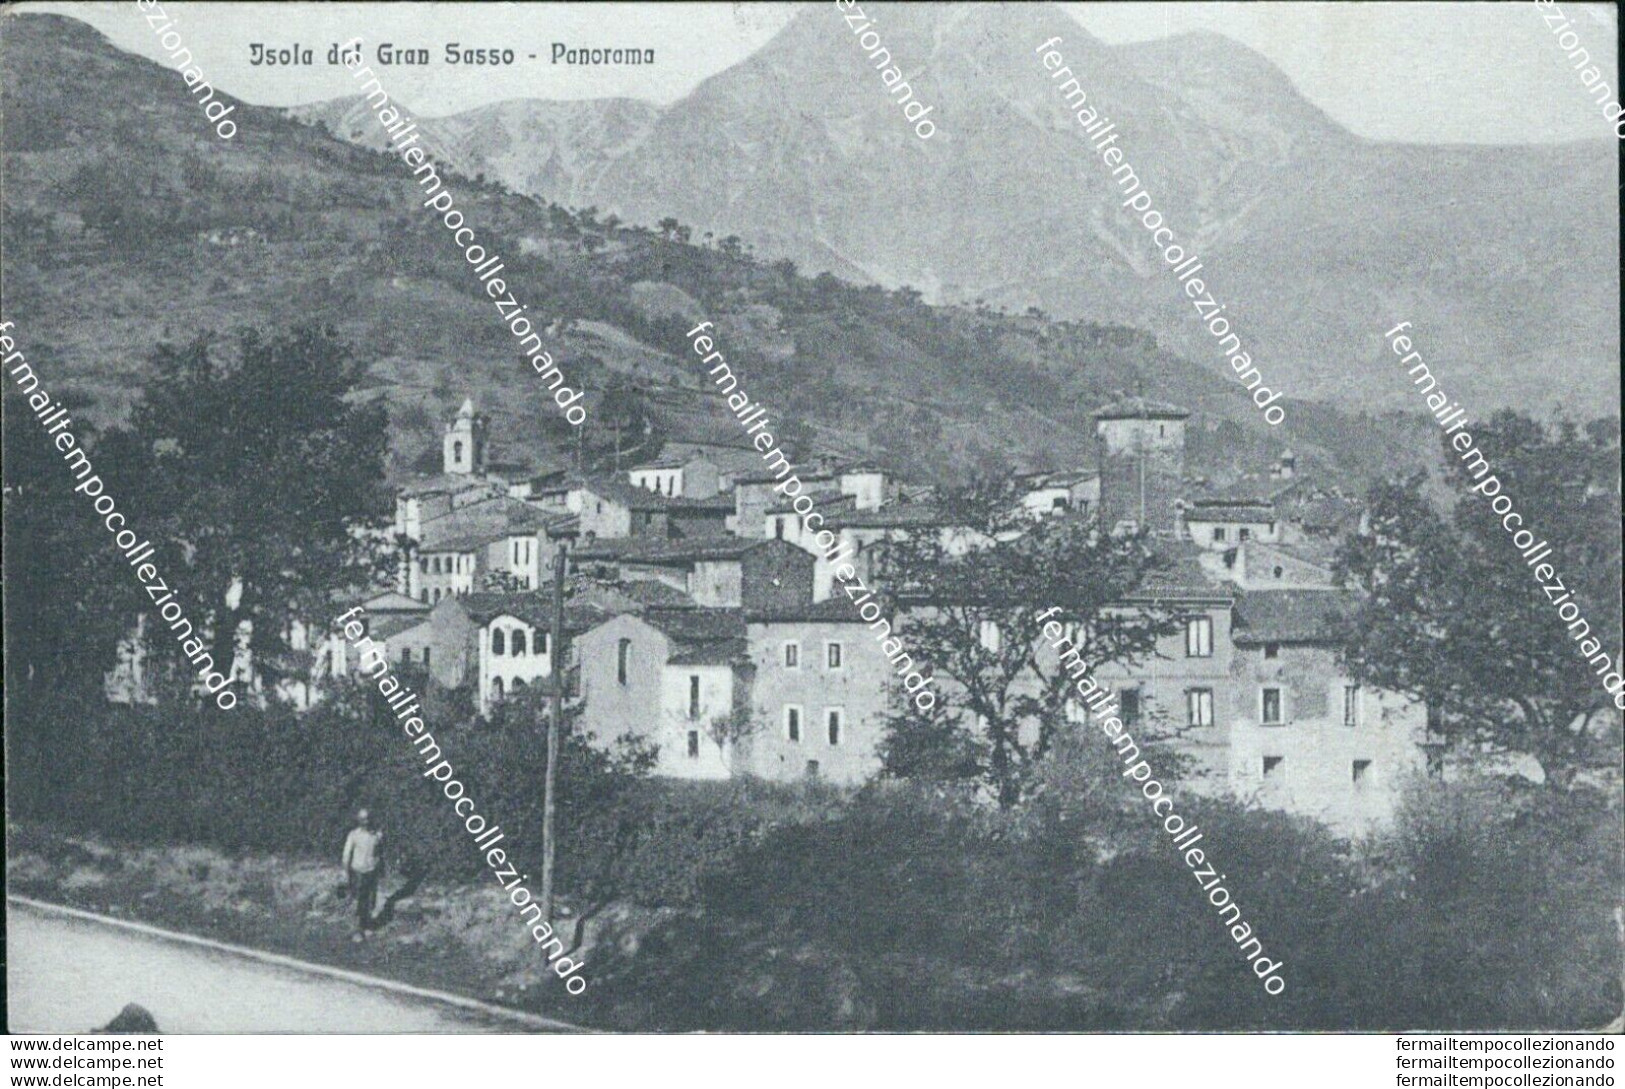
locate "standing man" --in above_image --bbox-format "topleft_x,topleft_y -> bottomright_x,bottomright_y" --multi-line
341,808 -> 384,942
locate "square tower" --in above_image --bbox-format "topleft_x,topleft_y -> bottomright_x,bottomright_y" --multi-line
1093,396 -> 1189,538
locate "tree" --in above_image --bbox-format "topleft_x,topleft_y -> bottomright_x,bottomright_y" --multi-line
2,388 -> 144,703
1335,412 -> 1623,790
876,481 -> 1181,807
478,569 -> 527,593
705,702 -> 759,765
95,327 -> 393,692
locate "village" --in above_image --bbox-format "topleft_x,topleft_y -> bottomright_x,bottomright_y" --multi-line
100,387 -> 1430,835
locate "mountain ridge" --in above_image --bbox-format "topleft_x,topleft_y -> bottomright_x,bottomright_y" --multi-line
281,2 -> 1618,415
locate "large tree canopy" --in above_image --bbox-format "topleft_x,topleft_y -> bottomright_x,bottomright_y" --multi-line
95,326 -> 393,689
1335,412 -> 1622,789
875,482 -> 1180,807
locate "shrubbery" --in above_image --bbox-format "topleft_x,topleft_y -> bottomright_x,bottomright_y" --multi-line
8,687 -> 1618,1030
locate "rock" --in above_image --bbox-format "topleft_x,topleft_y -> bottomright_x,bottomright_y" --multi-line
98,1004 -> 160,1033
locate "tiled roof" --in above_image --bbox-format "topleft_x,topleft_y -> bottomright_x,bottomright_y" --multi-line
747,600 -> 874,624
733,470 -> 838,486
611,581 -> 700,609
1124,543 -> 1235,602
668,494 -> 736,513
577,475 -> 680,512
421,529 -> 511,554
417,496 -> 552,547
824,504 -> 951,529
668,639 -> 748,667
1184,500 -> 1276,520
371,614 -> 430,642
1293,496 -> 1362,531
360,591 -> 430,614
573,535 -> 800,565
766,488 -> 850,515
397,474 -> 506,499
458,589 -> 619,633
1231,589 -> 1357,644
640,608 -> 746,644
1248,539 -> 1338,570
1093,396 -> 1190,421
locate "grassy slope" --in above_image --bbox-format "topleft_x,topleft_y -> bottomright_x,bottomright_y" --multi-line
3,12 -> 1429,490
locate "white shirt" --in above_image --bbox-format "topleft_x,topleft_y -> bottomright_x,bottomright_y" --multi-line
342,827 -> 383,874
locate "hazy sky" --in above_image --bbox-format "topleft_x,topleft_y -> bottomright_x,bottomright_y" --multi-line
18,1 -> 1620,142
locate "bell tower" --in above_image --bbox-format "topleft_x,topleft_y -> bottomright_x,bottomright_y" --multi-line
443,397 -> 489,476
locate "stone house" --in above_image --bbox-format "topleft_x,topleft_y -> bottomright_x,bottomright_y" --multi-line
1226,589 -> 1429,831
740,601 -> 896,785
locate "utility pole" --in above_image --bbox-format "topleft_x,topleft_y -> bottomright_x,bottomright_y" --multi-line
540,542 -> 568,921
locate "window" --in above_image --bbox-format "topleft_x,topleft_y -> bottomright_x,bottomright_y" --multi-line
1342,685 -> 1360,727
617,638 -> 631,685
490,676 -> 504,701
400,646 -> 410,663
453,440 -> 463,463
420,588 -> 429,603
687,730 -> 700,759
419,558 -> 429,573
1261,687 -> 1283,725
1266,522 -> 1276,534
1213,526 -> 1228,542
491,629 -> 506,656
1187,688 -> 1214,727
784,642 -> 800,669
785,705 -> 802,742
422,647 -> 431,668
1185,616 -> 1212,658
1120,688 -> 1142,726
1272,565 -> 1284,579
827,642 -> 843,669
688,675 -> 701,718
1351,759 -> 1372,789
827,708 -> 843,745
804,759 -> 820,779
512,630 -> 528,657
1264,643 -> 1280,659
775,517 -> 786,540
432,588 -> 441,603
1239,527 -> 1251,541
1262,755 -> 1284,779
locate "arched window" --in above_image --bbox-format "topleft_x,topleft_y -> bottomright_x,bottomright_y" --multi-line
453,440 -> 464,464
490,676 -> 504,701
512,678 -> 526,691
492,628 -> 506,656
617,638 -> 631,684
432,588 -> 441,603
512,630 -> 528,656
